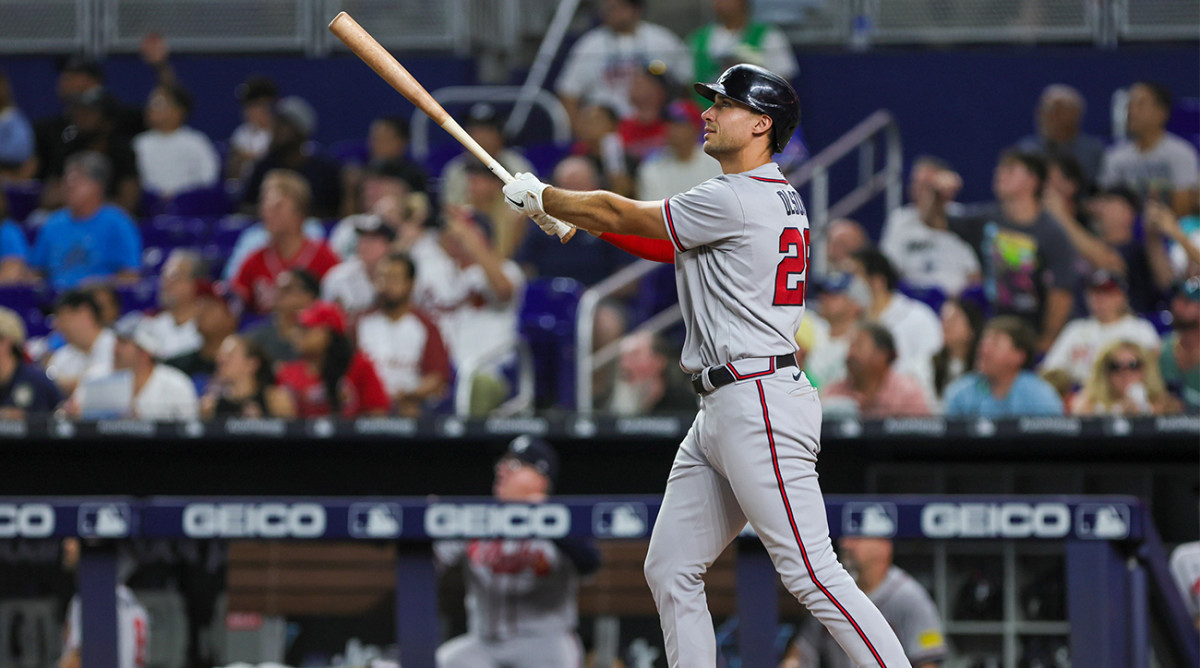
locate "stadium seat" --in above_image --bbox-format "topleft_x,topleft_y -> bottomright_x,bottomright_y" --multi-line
166,184 -> 235,218
898,282 -> 947,314
114,279 -> 159,315
2,181 -> 42,224
0,284 -> 55,337
327,138 -> 370,166
520,276 -> 583,409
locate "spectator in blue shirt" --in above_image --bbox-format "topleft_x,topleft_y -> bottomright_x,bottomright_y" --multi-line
0,219 -> 30,284
944,315 -> 1064,416
30,151 -> 142,290
0,68 -> 35,180
0,306 -> 62,417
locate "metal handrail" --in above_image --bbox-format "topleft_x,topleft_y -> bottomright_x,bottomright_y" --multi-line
505,0 -> 582,136
453,338 -> 535,417
787,109 -> 902,276
410,86 -> 573,163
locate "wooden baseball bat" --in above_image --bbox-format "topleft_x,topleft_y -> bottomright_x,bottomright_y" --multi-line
328,11 -> 575,242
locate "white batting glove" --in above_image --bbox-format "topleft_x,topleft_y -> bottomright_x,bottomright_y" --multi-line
532,212 -> 574,236
502,172 -> 549,216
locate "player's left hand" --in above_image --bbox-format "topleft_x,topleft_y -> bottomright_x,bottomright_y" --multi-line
532,212 -> 574,239
503,172 -> 549,216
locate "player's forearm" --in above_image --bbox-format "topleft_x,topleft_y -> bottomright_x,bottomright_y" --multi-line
543,188 -> 668,240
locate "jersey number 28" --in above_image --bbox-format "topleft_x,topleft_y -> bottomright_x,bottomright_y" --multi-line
773,227 -> 809,306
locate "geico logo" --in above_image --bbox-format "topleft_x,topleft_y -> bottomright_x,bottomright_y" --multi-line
424,504 -> 570,539
0,504 -> 55,538
921,503 -> 1070,539
182,503 -> 326,538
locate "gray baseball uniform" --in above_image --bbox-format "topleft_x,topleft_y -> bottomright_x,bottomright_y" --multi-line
1169,541 -> 1200,619
797,565 -> 948,668
433,538 -> 589,668
643,162 -> 909,667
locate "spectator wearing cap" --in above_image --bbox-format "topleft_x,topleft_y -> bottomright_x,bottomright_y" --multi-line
1040,270 -> 1160,386
617,65 -> 674,160
357,252 -> 451,417
1100,82 -> 1199,217
142,249 -> 205,359
944,316 -> 1064,417
227,75 -> 278,184
99,313 -> 199,419
339,116 -> 429,218
1070,340 -> 1181,416
948,150 -> 1079,352
1015,84 -> 1106,188
823,322 -> 931,417
232,169 -> 340,313
133,82 -> 220,198
240,95 -> 342,219
555,0 -> 691,133
45,290 -> 115,396
321,214 -> 394,318
200,334 -> 295,419
1159,279 -> 1200,409
0,307 -> 61,417
635,98 -> 720,200
244,268 -> 319,364
276,301 -> 389,417
851,248 -> 942,397
806,272 -> 869,388
462,160 -> 529,259
438,103 -> 535,210
328,160 -> 431,259
163,281 -> 240,387
688,0 -> 798,105
879,156 -> 980,298
434,435 -> 600,668
932,298 -> 985,402
1066,185 -> 1161,313
30,151 -> 142,290
0,67 -> 35,180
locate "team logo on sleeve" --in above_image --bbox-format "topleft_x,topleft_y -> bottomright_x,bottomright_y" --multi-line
348,503 -> 402,538
593,503 -> 649,538
79,503 -> 132,538
842,502 -> 897,537
1075,504 -> 1130,540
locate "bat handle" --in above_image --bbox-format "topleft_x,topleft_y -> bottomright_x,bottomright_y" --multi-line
488,162 -> 576,243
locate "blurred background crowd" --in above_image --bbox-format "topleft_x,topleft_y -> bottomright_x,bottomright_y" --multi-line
0,0 -> 1195,425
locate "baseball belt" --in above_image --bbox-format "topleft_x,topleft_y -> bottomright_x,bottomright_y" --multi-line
691,354 -> 798,396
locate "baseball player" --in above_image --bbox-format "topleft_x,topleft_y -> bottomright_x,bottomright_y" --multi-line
433,436 -> 601,668
502,64 -> 909,667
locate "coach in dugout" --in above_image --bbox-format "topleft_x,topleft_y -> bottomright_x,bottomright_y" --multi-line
433,436 -> 600,668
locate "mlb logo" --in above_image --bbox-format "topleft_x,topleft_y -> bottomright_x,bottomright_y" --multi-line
593,503 -> 648,538
1075,504 -> 1130,540
78,503 -> 132,538
348,503 -> 402,539
842,503 -> 897,537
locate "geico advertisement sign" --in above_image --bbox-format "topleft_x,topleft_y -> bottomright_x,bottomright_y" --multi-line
183,503 -> 326,538
921,503 -> 1070,539
425,503 -> 570,539
0,504 -> 55,538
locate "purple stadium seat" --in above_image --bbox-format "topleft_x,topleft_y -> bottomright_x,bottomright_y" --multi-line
898,282 -> 947,314
520,276 -> 583,409
3,181 -> 42,224
167,184 -> 235,217
0,285 -> 55,338
113,280 -> 158,315
328,139 -> 370,166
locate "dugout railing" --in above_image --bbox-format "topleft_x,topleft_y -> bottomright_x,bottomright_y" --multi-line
3,495 -> 1195,668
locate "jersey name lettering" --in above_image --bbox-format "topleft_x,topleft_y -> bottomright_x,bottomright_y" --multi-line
776,189 -> 805,216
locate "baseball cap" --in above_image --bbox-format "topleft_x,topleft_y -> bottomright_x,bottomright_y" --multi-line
0,307 -> 26,347
60,54 -> 104,81
296,301 -> 346,336
351,214 -> 397,241
664,99 -> 703,132
236,75 -> 278,104
1086,269 -> 1127,293
275,96 -> 317,137
819,272 -> 872,310
502,435 -> 559,484
464,102 -> 501,129
113,313 -> 160,359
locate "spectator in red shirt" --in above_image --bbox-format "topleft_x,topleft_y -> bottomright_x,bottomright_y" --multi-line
822,321 -> 932,418
617,65 -> 673,161
233,169 -> 340,313
277,301 -> 388,418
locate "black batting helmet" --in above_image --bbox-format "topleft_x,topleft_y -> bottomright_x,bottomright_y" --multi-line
694,64 -> 800,153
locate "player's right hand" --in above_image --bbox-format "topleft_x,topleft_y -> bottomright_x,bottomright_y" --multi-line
503,172 -> 549,216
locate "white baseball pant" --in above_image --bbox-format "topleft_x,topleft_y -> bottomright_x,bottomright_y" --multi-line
436,631 -> 582,668
643,363 -> 909,667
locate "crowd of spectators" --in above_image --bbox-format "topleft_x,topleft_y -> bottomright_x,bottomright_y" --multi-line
0,1 -> 1196,423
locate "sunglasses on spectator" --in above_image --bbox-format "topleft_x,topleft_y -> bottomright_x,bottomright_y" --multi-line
1106,359 -> 1142,373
